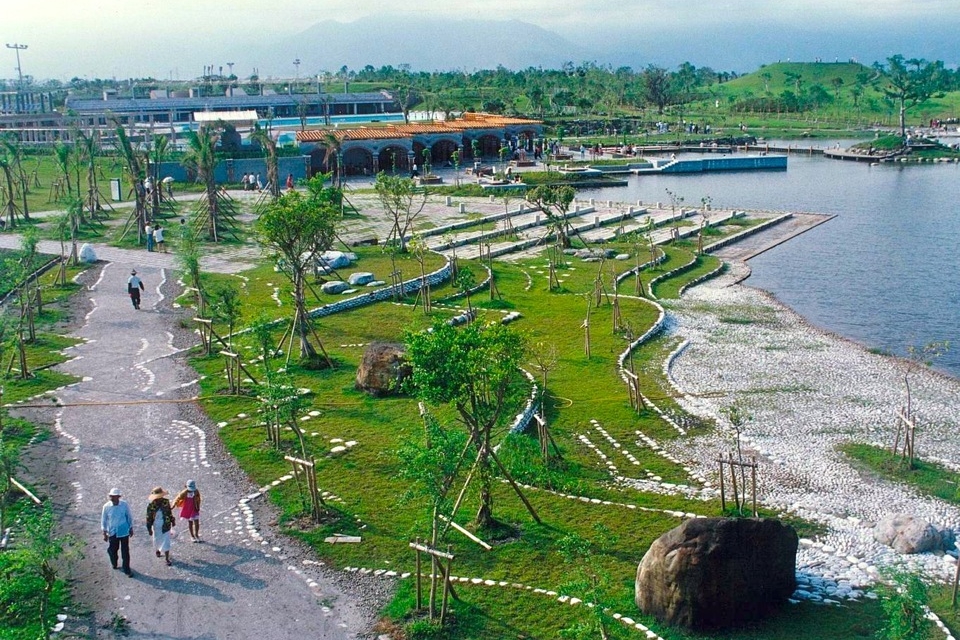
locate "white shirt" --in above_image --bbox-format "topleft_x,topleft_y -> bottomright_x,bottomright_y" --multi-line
153,228 -> 164,242
101,499 -> 133,537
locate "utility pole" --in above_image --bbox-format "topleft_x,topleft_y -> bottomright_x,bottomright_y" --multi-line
5,43 -> 27,90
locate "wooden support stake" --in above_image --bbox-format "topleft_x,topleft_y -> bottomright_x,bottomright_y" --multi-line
438,514 -> 492,550
440,545 -> 453,624
11,478 -> 42,505
951,543 -> 959,607
752,457 -> 758,517
414,537 -> 422,611
718,458 -> 726,513
728,454 -> 740,514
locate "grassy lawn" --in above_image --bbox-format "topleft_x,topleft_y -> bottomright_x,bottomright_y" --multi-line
839,443 -> 960,506
175,229 -> 887,639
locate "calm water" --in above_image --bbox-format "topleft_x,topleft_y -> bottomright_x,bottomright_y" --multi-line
579,145 -> 960,377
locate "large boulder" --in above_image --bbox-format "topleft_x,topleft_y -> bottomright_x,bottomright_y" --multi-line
355,343 -> 410,397
348,272 -> 374,286
874,514 -> 949,554
636,517 -> 798,631
318,251 -> 355,270
78,243 -> 97,263
321,281 -> 350,295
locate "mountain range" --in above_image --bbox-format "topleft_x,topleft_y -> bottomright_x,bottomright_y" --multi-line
237,14 -> 960,79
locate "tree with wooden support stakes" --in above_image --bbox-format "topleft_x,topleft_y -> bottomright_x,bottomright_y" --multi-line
284,455 -> 327,523
405,320 -> 540,531
893,340 -> 948,469
182,123 -> 241,242
720,401 -> 757,516
396,410 -> 469,621
375,172 -> 428,253
112,120 -> 149,245
257,175 -> 340,367
250,124 -> 281,200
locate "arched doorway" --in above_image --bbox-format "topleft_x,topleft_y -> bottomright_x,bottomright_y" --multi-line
476,134 -> 502,159
430,139 -> 458,165
377,145 -> 410,174
341,147 -> 373,177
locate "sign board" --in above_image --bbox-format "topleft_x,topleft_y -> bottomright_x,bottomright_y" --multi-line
109,178 -> 122,202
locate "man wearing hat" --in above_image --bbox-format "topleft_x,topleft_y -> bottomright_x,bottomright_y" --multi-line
127,270 -> 144,310
101,488 -> 134,576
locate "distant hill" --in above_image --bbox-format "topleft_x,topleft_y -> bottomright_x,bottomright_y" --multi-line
256,15 -> 597,76
717,62 -> 881,97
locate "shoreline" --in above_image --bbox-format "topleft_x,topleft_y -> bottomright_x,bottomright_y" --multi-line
664,258 -> 960,593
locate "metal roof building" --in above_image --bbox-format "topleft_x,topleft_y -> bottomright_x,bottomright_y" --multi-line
64,90 -> 400,127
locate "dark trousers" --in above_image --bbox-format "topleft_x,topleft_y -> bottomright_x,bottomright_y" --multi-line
107,535 -> 131,571
129,289 -> 141,309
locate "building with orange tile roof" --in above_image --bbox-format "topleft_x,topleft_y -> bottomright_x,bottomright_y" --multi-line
296,113 -> 543,176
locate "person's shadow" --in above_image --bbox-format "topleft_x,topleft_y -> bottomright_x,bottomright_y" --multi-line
165,542 -> 269,590
131,572 -> 232,603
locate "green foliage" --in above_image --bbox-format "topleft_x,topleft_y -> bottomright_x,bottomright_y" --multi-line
840,443 -> 960,505
875,569 -> 930,640
0,504 -> 77,640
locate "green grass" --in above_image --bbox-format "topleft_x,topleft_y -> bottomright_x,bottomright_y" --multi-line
176,232 -> 861,639
839,443 -> 960,505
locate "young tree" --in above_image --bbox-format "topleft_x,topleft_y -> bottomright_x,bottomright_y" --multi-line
250,125 -> 281,198
526,184 -> 576,248
257,175 -> 340,365
642,65 -> 673,115
404,320 -> 538,529
182,124 -> 226,241
112,122 -> 147,242
395,412 -> 467,618
876,569 -> 930,640
876,55 -> 947,138
374,172 -> 428,252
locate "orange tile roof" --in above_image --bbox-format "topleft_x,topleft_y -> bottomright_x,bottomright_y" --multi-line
296,113 -> 541,143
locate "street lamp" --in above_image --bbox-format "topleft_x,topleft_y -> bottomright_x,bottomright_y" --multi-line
6,43 -> 27,91
293,58 -> 301,81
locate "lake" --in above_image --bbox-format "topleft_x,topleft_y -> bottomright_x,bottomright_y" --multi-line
578,144 -> 960,377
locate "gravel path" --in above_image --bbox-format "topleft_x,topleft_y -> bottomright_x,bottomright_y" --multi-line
14,260 -> 387,639
664,261 -> 960,593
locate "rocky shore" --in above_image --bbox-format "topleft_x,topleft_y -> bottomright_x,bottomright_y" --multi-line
664,260 -> 960,603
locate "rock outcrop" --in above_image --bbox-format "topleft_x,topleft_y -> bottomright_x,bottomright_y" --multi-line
355,343 -> 410,397
635,517 -> 798,631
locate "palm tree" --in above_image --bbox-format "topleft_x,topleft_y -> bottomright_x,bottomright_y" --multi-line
250,125 -> 280,198
112,120 -> 147,242
321,131 -> 343,187
183,125 -> 220,240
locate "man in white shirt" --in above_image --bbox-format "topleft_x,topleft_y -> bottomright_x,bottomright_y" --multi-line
101,488 -> 134,576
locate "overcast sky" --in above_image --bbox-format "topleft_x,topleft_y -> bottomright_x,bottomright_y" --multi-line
3,0 -> 957,80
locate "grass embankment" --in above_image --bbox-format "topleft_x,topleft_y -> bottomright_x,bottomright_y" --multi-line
1,261 -> 87,640
839,443 -> 960,506
181,225 -> 890,640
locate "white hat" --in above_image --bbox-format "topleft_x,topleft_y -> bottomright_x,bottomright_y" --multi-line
108,487 -> 122,497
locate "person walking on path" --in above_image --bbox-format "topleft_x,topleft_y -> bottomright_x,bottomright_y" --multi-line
285,173 -> 295,190
101,488 -> 134,576
145,487 -> 175,566
153,224 -> 166,253
144,222 -> 154,252
127,270 -> 144,310
172,479 -> 202,542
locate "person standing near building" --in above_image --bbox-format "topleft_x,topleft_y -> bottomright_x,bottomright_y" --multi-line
172,479 -> 202,542
101,487 -> 134,576
285,173 -> 295,190
127,270 -> 144,310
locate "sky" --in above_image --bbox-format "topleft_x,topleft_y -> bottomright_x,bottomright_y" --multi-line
3,0 -> 958,80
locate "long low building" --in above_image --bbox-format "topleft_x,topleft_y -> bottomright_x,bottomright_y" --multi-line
296,113 -> 544,176
64,90 -> 401,127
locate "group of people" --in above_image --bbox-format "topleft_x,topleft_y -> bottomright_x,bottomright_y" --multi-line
143,222 -> 166,253
100,481 -> 202,575
239,172 -> 263,191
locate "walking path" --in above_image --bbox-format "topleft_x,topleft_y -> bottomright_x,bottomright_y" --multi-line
12,260 -> 380,638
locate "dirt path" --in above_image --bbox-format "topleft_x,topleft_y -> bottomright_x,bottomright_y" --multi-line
15,260 -> 385,639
